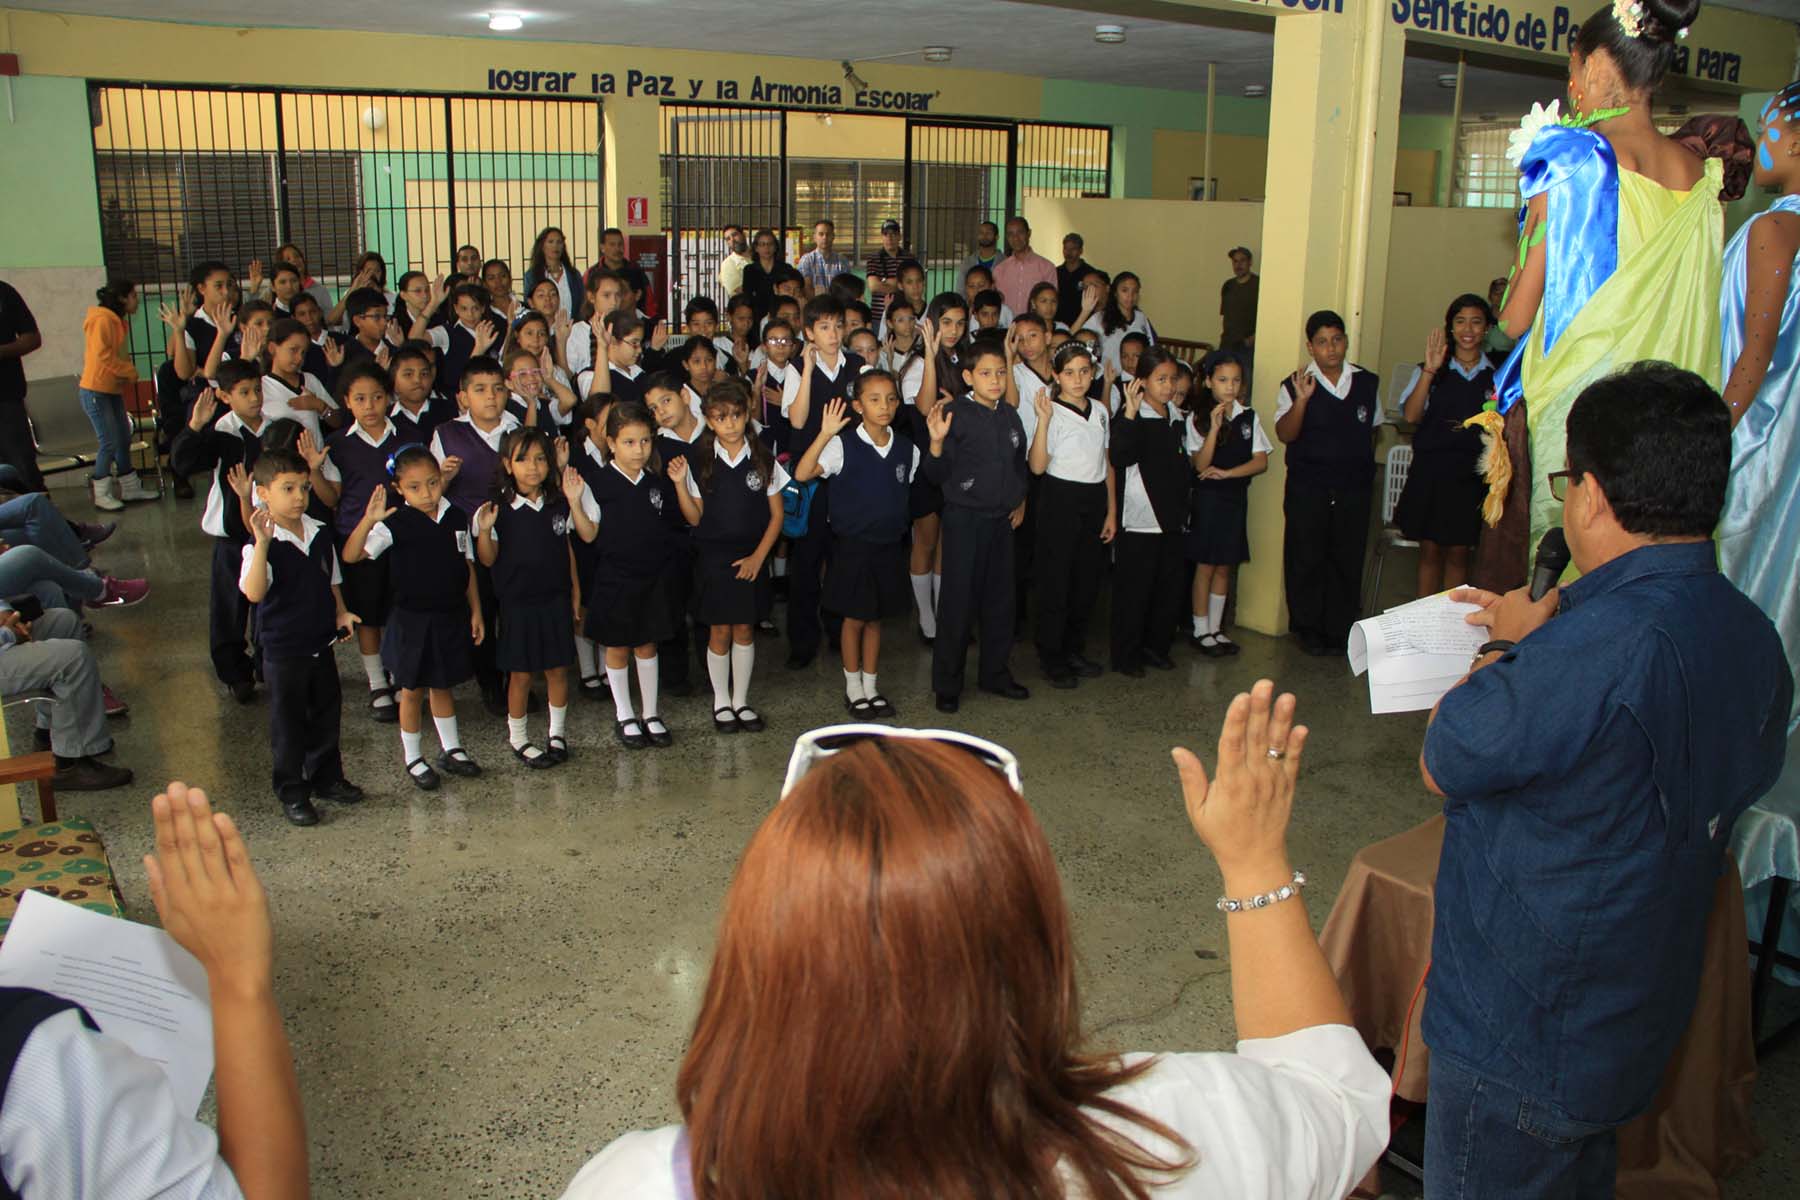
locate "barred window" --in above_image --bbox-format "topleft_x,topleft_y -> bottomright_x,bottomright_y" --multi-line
1453,121 -> 1517,209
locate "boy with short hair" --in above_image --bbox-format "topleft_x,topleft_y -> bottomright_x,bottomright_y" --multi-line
843,299 -> 873,334
1273,309 -> 1383,655
240,448 -> 364,825
922,339 -> 1031,712
389,343 -> 453,441
971,289 -> 1006,333
339,288 -> 391,368
683,297 -> 731,373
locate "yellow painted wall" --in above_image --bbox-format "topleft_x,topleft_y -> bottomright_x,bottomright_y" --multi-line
1376,206 -> 1518,379
1149,130 -> 1269,202
1392,148 -> 1439,207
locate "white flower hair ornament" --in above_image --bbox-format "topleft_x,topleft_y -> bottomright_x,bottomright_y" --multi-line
1613,0 -> 1647,39
1507,100 -> 1561,171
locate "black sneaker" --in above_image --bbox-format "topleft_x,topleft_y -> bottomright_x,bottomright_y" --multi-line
229,679 -> 257,704
51,756 -> 133,791
313,778 -> 365,804
281,797 -> 321,826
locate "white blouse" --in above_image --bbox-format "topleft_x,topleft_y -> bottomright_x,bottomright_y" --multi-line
558,1024 -> 1389,1200
1039,398 -> 1110,485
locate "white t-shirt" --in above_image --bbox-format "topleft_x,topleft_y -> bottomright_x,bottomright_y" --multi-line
1085,309 -> 1156,373
1038,398 -> 1109,485
260,372 -> 335,445
1012,361 -> 1055,446
558,1024 -> 1390,1200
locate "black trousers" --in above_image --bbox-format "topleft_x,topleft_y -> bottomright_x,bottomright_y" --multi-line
1032,477 -> 1108,671
932,506 -> 1016,697
1013,475 -> 1040,631
264,650 -> 344,805
658,538 -> 695,687
1283,478 -> 1372,647
1110,531 -> 1185,668
473,559 -> 501,697
0,402 -> 43,493
786,506 -> 835,659
209,539 -> 257,686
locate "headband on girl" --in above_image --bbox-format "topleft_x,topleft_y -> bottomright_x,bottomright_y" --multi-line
385,442 -> 425,478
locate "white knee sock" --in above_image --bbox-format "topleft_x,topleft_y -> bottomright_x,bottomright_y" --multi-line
548,704 -> 567,738
1208,593 -> 1227,637
773,556 -> 788,578
932,571 -> 942,606
606,664 -> 635,721
507,715 -> 530,749
401,729 -> 423,763
575,636 -> 597,679
912,573 -> 937,636
707,649 -> 731,710
635,656 -> 660,719
730,642 -> 754,709
360,653 -> 388,692
433,714 -> 461,752
844,668 -> 867,703
861,671 -> 879,699
1194,610 -> 1211,636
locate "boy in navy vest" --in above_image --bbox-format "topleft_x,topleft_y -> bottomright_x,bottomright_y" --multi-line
427,284 -> 500,398
171,359 -> 272,703
1272,310 -> 1383,656
240,449 -> 365,826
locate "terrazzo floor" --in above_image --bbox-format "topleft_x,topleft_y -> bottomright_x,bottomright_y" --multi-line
15,489 -> 1797,1198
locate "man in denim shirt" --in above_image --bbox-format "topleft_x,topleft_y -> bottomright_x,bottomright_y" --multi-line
1418,363 -> 1792,1198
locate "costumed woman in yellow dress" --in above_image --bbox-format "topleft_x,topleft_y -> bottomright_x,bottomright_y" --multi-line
1472,0 -> 1721,589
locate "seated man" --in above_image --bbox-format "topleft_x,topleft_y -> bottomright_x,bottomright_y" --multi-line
0,489 -> 116,565
1419,362 -> 1793,1198
0,540 -> 145,612
0,603 -> 132,789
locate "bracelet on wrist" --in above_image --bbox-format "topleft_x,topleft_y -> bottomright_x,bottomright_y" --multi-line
1216,869 -> 1308,914
1473,639 -> 1516,662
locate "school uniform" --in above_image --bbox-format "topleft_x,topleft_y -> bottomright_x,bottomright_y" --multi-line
686,443 -> 788,626
1084,310 -> 1156,374
921,396 -> 1029,698
819,425 -> 918,620
490,489 -> 596,672
1392,357 -> 1491,548
240,516 -> 347,805
1110,401 -> 1191,670
427,320 -> 487,397
585,462 -> 682,648
1278,363 -> 1383,649
320,420 -> 400,627
1011,360 -> 1054,625
260,370 -> 335,445
362,499 -> 476,690
430,412 -> 521,697
302,331 -> 337,386
755,361 -> 792,456
609,363 -> 647,408
901,351 -> 956,520
656,424 -> 705,689
779,349 -> 865,661
1185,403 -> 1273,565
390,396 -> 453,444
171,409 -> 268,688
1032,395 -> 1111,678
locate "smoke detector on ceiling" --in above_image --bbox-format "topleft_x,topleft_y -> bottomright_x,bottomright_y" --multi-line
1094,25 -> 1126,44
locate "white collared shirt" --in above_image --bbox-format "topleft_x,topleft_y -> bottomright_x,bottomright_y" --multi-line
361,496 -> 473,560
239,514 -> 341,590
1274,363 -> 1386,427
1040,397 -> 1110,485
199,410 -> 268,539
557,1024 -> 1390,1200
779,351 -> 846,417
181,304 -> 220,353
1401,355 -> 1488,409
1185,402 -> 1274,457
260,372 -> 335,444
1119,402 -> 1185,534
684,441 -> 792,498
317,419 -> 398,484
1084,309 -> 1156,373
1013,361 -> 1055,445
657,421 -> 704,447
813,423 -> 921,479
487,486 -> 600,540
428,412 -> 520,462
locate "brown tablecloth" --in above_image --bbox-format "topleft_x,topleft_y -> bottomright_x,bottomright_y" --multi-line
1319,815 -> 1760,1198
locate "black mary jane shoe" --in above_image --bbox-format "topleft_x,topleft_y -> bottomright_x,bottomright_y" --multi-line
845,696 -> 875,718
865,693 -> 896,719
643,716 -> 675,747
369,687 -> 399,723
579,674 -> 608,701
733,707 -> 765,733
512,742 -> 556,770
546,735 -> 569,764
405,757 -> 440,791
713,707 -> 740,734
437,747 -> 483,777
615,718 -> 650,750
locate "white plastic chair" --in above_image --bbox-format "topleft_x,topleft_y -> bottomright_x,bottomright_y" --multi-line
1385,363 -> 1419,425
1362,443 -> 1417,614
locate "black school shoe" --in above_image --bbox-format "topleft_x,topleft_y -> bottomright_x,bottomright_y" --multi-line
980,679 -> 1031,701
437,748 -> 482,777
1067,653 -> 1104,679
579,674 -> 608,701
51,755 -> 133,791
369,687 -> 399,723
229,679 -> 257,704
615,718 -> 650,750
1113,661 -> 1147,678
934,693 -> 960,714
281,797 -> 321,826
1143,649 -> 1177,671
313,779 -> 365,804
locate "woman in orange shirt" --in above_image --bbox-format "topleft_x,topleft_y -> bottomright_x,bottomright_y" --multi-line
79,278 -> 156,511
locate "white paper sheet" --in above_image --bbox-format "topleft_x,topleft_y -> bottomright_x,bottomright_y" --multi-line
1348,593 -> 1487,714
0,890 -> 214,1115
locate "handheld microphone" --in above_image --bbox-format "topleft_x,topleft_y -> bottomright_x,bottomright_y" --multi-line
1530,527 -> 1570,601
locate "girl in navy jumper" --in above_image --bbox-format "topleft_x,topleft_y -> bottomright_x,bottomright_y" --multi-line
566,395 -> 614,701
1187,351 -> 1271,656
585,402 -> 683,751
669,380 -> 787,735
793,370 -> 917,718
343,446 -> 485,791
309,360 -> 401,722
474,428 -> 599,767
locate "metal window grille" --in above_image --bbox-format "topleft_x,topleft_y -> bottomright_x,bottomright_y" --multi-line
89,82 -> 602,380
661,105 -> 784,317
1016,122 -> 1112,200
905,120 -> 1013,298
1452,121 -> 1519,209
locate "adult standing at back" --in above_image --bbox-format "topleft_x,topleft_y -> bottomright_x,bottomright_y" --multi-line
955,221 -> 1004,289
796,220 -> 852,298
523,226 -> 582,320
716,225 -> 751,299
1419,363 -> 1791,1198
992,217 -> 1057,318
1219,247 -> 1258,380
864,220 -> 906,325
0,280 -> 44,491
740,229 -> 784,322
1055,233 -> 1094,328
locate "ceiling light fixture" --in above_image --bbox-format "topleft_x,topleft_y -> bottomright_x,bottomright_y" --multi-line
1436,72 -> 1459,89
487,11 -> 523,32
1094,24 -> 1126,44
1243,84 -> 1267,98
923,46 -> 952,63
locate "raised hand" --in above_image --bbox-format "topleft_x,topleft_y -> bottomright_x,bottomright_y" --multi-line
1103,359 -> 1119,394
473,500 -> 499,536
142,783 -> 273,993
206,298 -> 234,331
362,483 -> 393,525
1032,385 -> 1053,426
226,462 -> 253,499
819,397 -> 852,439
553,436 -> 571,471
158,301 -> 184,331
385,318 -> 405,347
753,363 -> 768,400
732,335 -> 750,370
440,455 -> 463,483
296,430 -> 327,470
920,316 -> 939,353
322,337 -> 345,368
649,320 -> 670,351
238,323 -> 266,364
553,310 -> 571,339
1123,376 -> 1144,419
1171,679 -> 1307,879
246,259 -> 264,289
188,386 -> 220,431
802,343 -> 817,375
665,454 -> 690,486
1424,325 -> 1449,373
429,274 -> 449,309
472,322 -> 498,357
1287,368 -> 1316,406
249,507 -> 275,544
926,401 -> 954,444
538,347 -> 557,379
560,465 -> 585,504
375,341 -> 392,368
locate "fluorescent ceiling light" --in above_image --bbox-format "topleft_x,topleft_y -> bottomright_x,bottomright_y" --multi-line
487,12 -> 524,32
1094,24 -> 1126,44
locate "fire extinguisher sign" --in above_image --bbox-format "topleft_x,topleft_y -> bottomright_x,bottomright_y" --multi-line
626,196 -> 648,227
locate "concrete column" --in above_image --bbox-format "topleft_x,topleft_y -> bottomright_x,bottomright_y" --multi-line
1236,5 -> 1404,637
603,96 -> 661,233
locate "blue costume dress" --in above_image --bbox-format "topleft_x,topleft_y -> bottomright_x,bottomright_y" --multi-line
1718,192 -> 1800,736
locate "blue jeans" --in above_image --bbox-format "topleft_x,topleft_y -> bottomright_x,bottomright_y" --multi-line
1425,1053 -> 1618,1200
77,387 -> 131,480
0,493 -> 89,569
0,545 -> 104,610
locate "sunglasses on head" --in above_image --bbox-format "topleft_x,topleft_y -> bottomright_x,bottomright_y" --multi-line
781,724 -> 1023,799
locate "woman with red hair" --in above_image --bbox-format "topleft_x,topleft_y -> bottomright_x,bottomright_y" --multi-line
561,680 -> 1388,1199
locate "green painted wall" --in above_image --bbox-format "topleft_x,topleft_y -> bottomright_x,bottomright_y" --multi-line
0,75 -> 104,269
1038,79 -> 1269,199
1398,114 -> 1456,206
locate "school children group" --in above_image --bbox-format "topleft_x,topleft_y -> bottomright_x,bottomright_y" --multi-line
149,229 -> 1493,826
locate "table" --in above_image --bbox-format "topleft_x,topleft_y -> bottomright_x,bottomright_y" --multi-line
1319,815 -> 1760,1197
